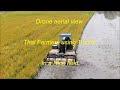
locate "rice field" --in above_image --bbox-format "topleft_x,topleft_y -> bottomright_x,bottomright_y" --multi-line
0,11 -> 94,79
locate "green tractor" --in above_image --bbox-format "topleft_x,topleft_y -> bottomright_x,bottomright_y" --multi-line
44,33 -> 77,65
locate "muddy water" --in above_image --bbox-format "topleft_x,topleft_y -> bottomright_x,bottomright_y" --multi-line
35,11 -> 120,79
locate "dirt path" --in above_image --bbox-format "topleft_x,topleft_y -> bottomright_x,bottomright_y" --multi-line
35,11 -> 120,79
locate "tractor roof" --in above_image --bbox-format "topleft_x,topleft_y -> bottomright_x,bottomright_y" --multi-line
59,33 -> 71,37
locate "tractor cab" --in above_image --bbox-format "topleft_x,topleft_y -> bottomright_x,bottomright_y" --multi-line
59,33 -> 72,41
59,33 -> 73,53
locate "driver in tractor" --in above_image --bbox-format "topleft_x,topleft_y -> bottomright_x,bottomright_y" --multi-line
64,37 -> 73,50
59,37 -> 73,53
59,37 -> 66,53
